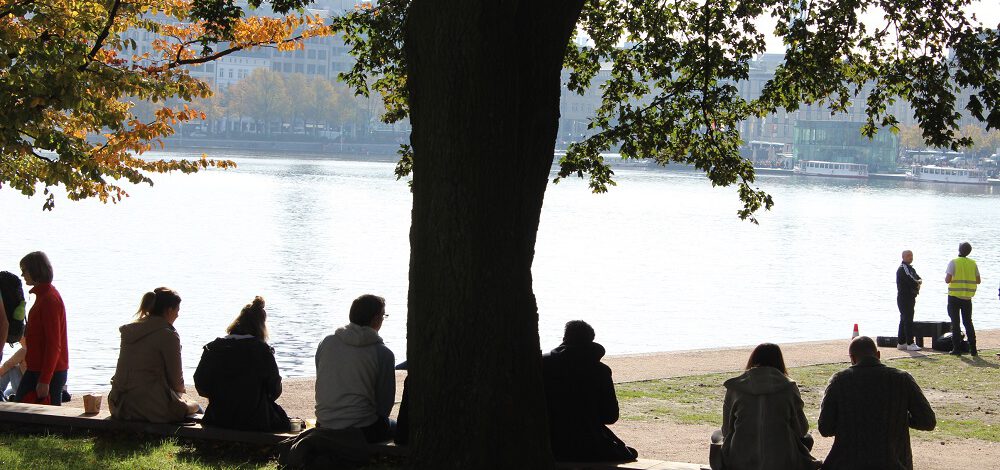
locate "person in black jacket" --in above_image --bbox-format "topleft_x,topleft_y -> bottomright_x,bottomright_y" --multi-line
896,250 -> 923,351
194,296 -> 290,431
542,320 -> 637,462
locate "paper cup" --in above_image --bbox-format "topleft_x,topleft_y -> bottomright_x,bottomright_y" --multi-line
83,393 -> 103,414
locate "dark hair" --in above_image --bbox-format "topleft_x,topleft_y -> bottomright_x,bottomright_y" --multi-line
849,336 -> 878,359
563,320 -> 596,344
959,242 -> 972,257
227,296 -> 269,341
746,343 -> 788,375
0,271 -> 25,316
19,251 -> 54,284
136,287 -> 182,319
349,294 -> 385,326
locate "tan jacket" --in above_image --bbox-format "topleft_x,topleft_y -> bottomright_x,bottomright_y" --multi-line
109,315 -> 189,423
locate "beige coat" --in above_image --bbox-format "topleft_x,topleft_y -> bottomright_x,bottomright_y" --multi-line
108,315 -> 189,423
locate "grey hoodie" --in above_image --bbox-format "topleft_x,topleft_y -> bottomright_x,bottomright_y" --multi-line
314,323 -> 395,429
719,366 -> 815,470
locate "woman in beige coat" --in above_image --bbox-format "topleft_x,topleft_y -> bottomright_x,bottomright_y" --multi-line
710,343 -> 819,470
109,288 -> 199,423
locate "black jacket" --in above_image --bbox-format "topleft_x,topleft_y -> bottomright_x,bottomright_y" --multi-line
896,262 -> 921,297
194,336 -> 290,431
542,341 -> 635,462
818,357 -> 936,470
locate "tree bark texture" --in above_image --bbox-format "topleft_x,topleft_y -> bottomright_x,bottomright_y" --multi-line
405,1 -> 584,468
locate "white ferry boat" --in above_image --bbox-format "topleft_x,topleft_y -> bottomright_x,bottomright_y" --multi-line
911,165 -> 988,184
796,160 -> 869,178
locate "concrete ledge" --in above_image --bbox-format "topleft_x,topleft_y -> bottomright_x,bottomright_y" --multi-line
0,402 -> 298,445
556,458 -> 708,469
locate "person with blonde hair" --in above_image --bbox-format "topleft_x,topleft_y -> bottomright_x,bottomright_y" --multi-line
14,251 -> 69,406
194,296 -> 290,431
109,288 -> 199,422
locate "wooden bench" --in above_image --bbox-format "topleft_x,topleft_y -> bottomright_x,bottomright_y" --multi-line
912,321 -> 951,348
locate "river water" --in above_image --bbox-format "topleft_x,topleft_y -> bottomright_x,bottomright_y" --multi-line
2,152 -> 999,392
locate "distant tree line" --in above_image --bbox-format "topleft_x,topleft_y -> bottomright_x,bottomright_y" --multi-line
899,125 -> 1000,157
133,70 -> 368,139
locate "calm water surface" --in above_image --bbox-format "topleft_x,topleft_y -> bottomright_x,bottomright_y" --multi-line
2,152 -> 999,391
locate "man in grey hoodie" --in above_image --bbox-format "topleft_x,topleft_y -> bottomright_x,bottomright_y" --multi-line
315,294 -> 396,443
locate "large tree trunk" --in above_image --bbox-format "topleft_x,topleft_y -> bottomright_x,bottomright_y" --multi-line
405,1 -> 583,468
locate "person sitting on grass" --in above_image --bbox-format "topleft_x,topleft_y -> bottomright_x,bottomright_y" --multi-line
314,294 -> 396,443
109,288 -> 199,423
542,320 -> 637,462
710,343 -> 819,470
818,336 -> 936,470
194,296 -> 290,431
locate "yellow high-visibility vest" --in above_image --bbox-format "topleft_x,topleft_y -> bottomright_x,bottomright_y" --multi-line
948,257 -> 978,299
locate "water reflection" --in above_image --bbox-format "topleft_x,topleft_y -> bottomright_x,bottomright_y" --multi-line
2,153 -> 999,391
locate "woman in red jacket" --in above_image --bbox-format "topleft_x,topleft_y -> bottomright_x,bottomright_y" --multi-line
15,251 -> 69,406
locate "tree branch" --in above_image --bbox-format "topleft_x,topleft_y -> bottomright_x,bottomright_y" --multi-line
166,35 -> 306,69
80,0 -> 122,72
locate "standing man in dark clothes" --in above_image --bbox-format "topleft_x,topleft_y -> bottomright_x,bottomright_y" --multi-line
945,241 -> 981,356
542,320 -> 637,462
818,336 -> 936,470
896,250 -> 923,351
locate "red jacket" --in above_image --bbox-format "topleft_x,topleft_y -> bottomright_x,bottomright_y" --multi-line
24,283 -> 69,383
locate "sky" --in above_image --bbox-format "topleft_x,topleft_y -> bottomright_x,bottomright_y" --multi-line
763,1 -> 1000,53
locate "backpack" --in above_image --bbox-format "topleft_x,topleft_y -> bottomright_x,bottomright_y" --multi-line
0,271 -> 26,344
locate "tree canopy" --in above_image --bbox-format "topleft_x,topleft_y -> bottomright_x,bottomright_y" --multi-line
337,0 -> 1000,221
0,0 -> 329,209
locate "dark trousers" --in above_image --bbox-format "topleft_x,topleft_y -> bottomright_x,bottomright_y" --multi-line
14,370 -> 68,406
897,295 -> 916,345
947,296 -> 976,348
361,416 -> 396,443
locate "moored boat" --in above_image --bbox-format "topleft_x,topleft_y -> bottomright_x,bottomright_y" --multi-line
795,160 -> 869,178
910,165 -> 988,185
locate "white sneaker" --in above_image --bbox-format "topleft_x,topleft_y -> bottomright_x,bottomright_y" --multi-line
907,344 -> 922,351
897,344 -> 908,350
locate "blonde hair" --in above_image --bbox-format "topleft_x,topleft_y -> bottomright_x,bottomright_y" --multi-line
227,296 -> 268,341
136,287 -> 182,319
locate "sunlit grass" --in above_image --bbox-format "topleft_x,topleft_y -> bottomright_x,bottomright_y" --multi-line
617,349 -> 1000,442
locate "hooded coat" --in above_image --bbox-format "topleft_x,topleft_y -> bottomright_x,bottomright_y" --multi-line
720,366 -> 815,470
542,341 -> 636,462
108,315 -> 189,423
194,335 -> 290,431
314,323 -> 395,430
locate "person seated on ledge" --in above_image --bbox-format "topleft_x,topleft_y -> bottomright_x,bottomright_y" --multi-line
542,320 -> 637,462
710,343 -> 819,470
819,336 -> 936,470
14,252 -> 69,406
194,296 -> 290,431
109,288 -> 199,422
315,294 -> 395,443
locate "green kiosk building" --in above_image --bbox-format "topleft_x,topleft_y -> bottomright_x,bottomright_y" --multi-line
792,120 -> 899,172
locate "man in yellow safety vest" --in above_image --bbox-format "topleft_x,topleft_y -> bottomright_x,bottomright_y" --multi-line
944,242 -> 981,356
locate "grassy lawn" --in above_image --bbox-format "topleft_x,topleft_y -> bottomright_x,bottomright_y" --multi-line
617,349 -> 1000,442
0,432 -> 404,469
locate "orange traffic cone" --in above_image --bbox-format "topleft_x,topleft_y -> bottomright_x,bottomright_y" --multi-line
852,324 -> 859,339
